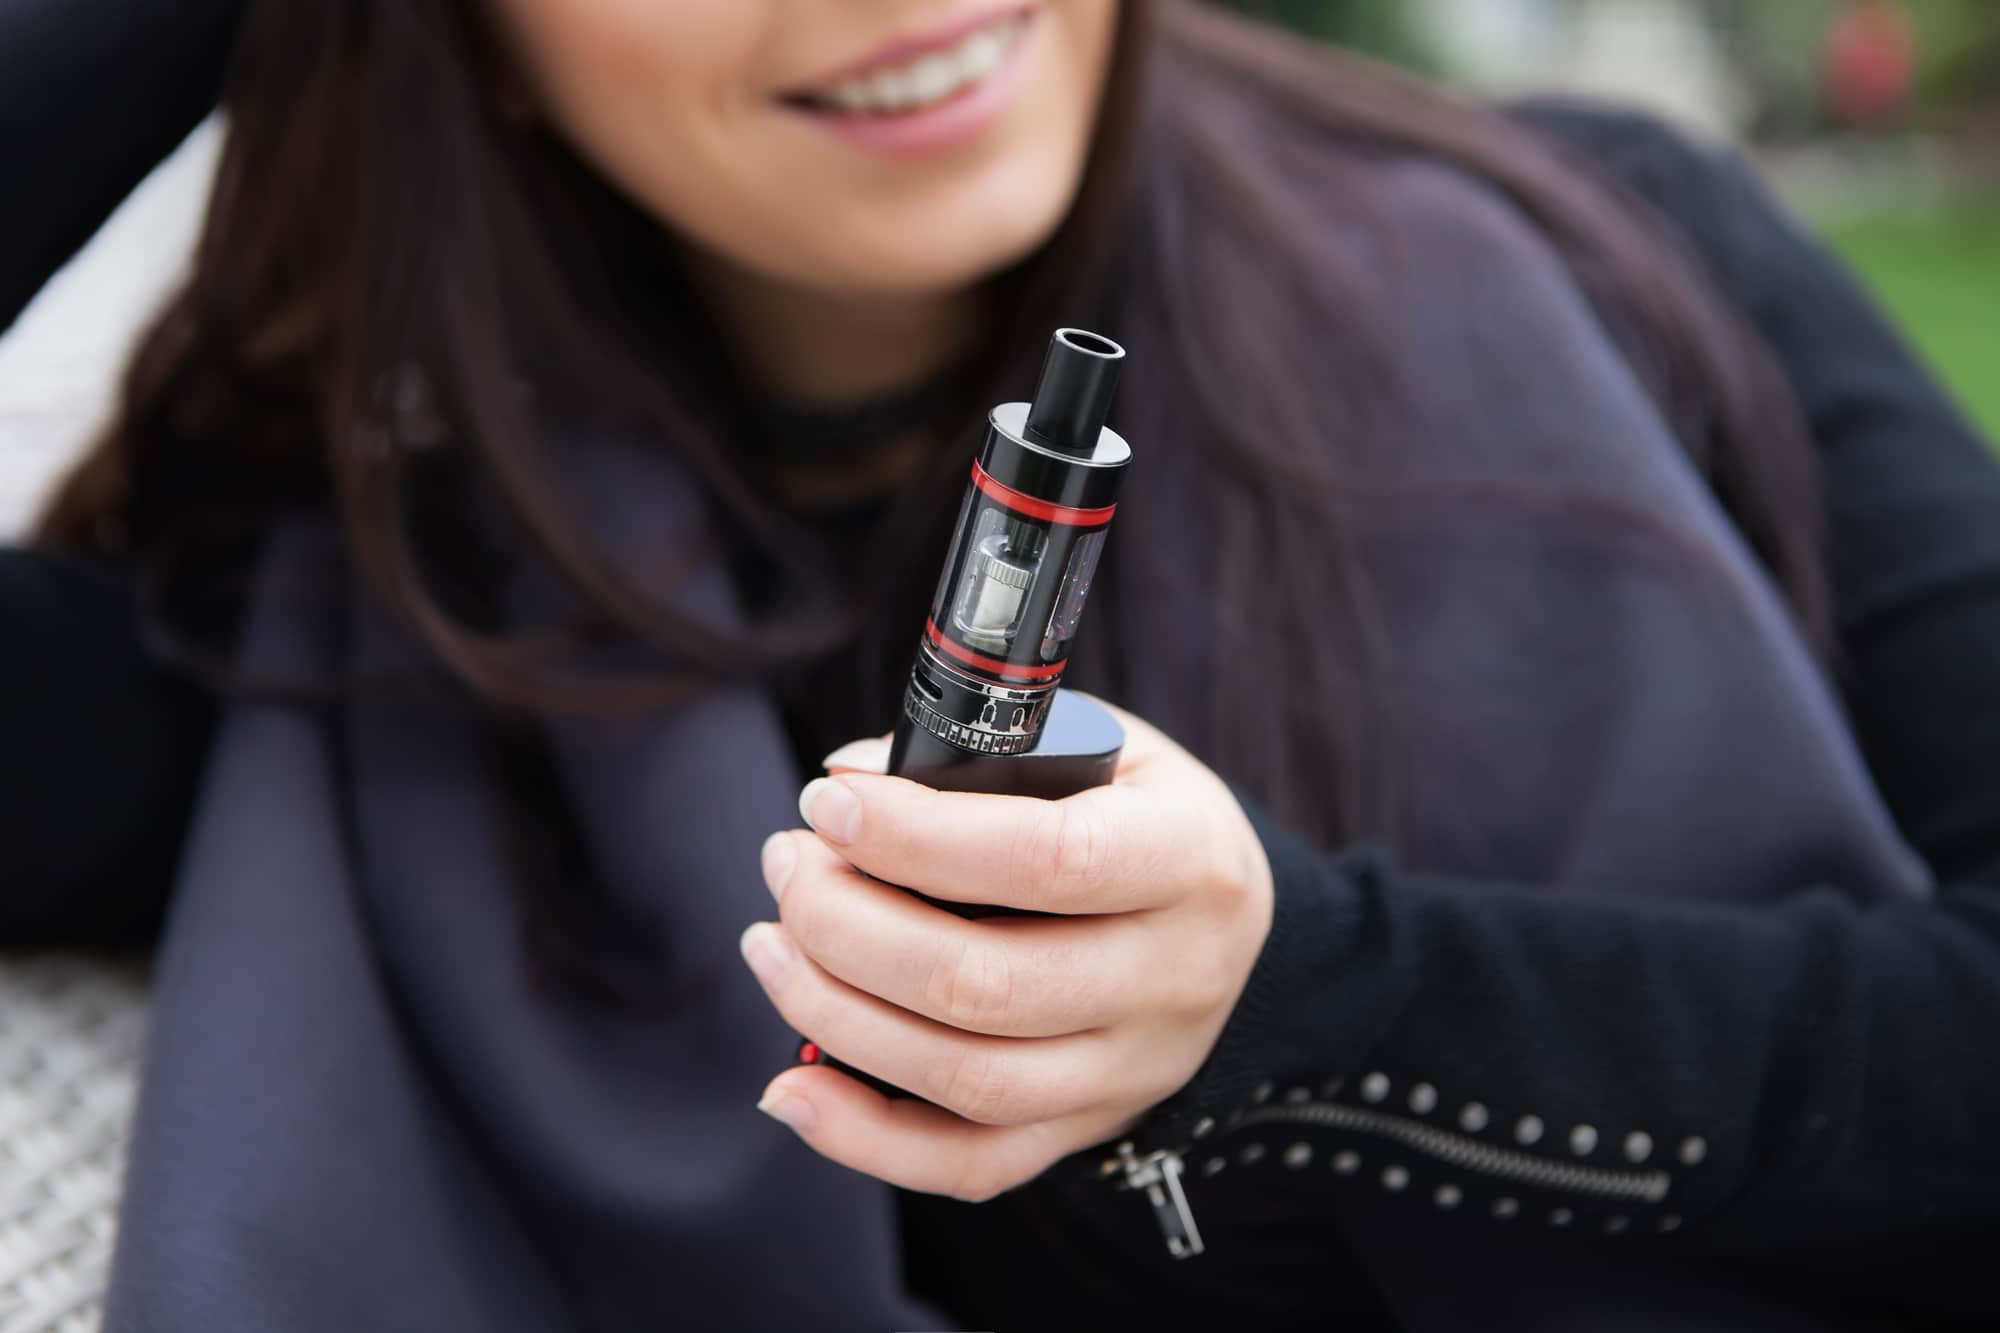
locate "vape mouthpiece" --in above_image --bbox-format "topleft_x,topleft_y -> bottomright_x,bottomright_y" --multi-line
1023,328 -> 1125,454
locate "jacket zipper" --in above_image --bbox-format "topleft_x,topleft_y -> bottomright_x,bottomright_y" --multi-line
1234,1101 -> 1672,1203
1110,1099 -> 1671,1259
1106,1140 -> 1206,1259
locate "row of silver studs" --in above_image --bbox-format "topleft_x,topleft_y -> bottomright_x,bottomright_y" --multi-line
1208,1072 -> 1708,1239
1204,1138 -> 1691,1235
1335,1072 -> 1706,1173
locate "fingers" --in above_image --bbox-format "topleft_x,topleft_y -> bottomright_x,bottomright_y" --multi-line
754,1064 -> 1108,1201
793,775 -> 1194,915
765,831 -> 1150,1038
820,736 -> 890,775
738,920 -> 1122,1127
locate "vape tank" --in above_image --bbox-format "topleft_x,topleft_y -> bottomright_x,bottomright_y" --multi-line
887,328 -> 1132,796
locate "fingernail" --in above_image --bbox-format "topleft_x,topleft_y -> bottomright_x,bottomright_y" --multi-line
760,832 -> 796,903
738,922 -> 794,991
821,738 -> 890,773
758,1090 -> 816,1135
798,777 -> 860,845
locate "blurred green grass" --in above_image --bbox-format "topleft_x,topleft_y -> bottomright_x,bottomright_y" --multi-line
1819,203 -> 2000,444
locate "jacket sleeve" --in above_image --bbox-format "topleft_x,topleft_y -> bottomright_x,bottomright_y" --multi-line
0,549 -> 214,941
1136,105 -> 2000,1314
0,0 -> 243,331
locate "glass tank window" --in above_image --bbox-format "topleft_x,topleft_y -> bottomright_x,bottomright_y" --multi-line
1039,529 -> 1105,663
951,507 -> 1048,655
930,489 -> 973,618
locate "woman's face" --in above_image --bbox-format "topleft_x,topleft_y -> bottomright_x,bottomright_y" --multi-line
488,1 -> 1121,300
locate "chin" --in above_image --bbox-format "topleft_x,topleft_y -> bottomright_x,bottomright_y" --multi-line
822,167 -> 1085,298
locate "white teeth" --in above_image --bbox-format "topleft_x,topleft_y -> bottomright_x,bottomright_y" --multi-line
908,53 -> 959,104
960,27 -> 1006,76
810,16 -> 1021,116
871,69 -> 913,108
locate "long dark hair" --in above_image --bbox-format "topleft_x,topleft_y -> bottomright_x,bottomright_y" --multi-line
39,0 -> 1825,846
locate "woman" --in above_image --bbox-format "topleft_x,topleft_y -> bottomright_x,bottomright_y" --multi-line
5,1 -> 1998,1328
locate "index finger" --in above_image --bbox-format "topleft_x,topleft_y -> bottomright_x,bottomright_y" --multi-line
794,774 -> 1190,915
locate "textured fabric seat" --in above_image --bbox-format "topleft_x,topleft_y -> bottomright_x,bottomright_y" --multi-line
0,958 -> 146,1333
0,121 -> 224,1333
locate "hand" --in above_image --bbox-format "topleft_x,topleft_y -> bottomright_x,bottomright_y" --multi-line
738,701 -> 1274,1202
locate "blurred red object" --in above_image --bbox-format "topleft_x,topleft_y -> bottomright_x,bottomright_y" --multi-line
1823,0 -> 1917,127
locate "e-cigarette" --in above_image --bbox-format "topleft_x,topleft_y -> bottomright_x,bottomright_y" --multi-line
887,327 -> 1132,797
794,327 -> 1133,1082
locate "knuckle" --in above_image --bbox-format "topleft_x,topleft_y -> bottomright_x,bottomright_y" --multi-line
921,935 -> 974,1028
945,1159 -> 1013,1204
1052,797 -> 1112,890
936,1046 -> 1031,1126
1208,818 -> 1256,899
882,783 -> 934,862
929,938 -> 1019,1035
775,866 -> 831,954
1177,946 -> 1233,1020
1023,795 -> 1113,907
773,967 -> 821,1034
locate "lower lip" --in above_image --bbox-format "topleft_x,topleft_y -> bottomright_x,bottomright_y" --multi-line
785,20 -> 1034,159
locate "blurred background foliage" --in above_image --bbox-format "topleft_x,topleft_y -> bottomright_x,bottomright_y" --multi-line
1824,205 -> 2000,434
1210,0 -> 1438,71
1207,0 -> 2000,440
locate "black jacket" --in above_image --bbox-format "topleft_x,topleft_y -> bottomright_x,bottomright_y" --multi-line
1115,102 -> 2000,1326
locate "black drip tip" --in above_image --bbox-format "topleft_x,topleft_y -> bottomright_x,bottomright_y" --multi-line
1023,328 -> 1125,454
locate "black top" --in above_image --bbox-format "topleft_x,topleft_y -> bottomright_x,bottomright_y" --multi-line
4,78 -> 1998,1327
0,0 -> 243,332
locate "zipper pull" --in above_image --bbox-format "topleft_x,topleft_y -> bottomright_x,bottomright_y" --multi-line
1105,1139 -> 1206,1259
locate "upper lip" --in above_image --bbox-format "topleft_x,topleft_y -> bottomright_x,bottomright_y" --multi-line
788,4 -> 1033,94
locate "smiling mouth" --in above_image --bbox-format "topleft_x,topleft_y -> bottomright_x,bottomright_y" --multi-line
785,12 -> 1031,118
